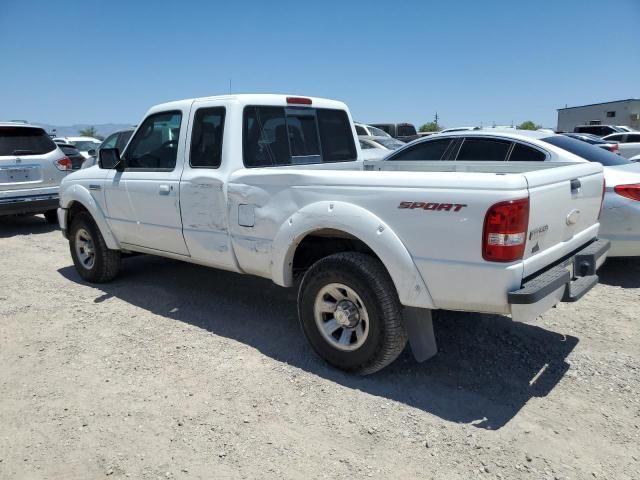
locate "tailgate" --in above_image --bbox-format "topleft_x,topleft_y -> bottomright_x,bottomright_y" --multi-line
522,162 -> 604,277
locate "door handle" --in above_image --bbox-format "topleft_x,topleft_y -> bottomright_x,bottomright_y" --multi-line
159,184 -> 171,195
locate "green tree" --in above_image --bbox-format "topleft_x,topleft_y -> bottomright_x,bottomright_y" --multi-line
517,120 -> 542,131
79,126 -> 100,138
419,121 -> 441,132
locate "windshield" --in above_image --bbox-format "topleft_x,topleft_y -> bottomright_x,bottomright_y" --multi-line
72,140 -> 101,151
375,138 -> 405,150
368,126 -> 391,137
542,135 -> 630,166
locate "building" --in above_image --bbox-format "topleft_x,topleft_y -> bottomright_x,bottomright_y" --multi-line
557,99 -> 640,132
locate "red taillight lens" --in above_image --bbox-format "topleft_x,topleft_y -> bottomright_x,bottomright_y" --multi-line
55,156 -> 73,171
482,197 -> 530,262
610,143 -> 619,153
614,184 -> 640,201
286,96 -> 312,105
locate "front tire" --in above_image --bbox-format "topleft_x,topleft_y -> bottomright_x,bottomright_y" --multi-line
298,252 -> 408,375
69,212 -> 121,283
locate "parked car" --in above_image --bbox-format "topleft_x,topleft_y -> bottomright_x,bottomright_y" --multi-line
354,123 -> 392,138
562,132 -> 620,153
439,127 -> 479,133
0,122 -> 73,223
573,125 -> 625,137
58,94 -> 607,374
381,130 -> 639,257
55,142 -> 86,169
369,123 -> 420,143
602,132 -> 640,159
53,136 -> 103,159
359,136 -> 405,151
615,126 -> 637,133
81,128 -> 135,169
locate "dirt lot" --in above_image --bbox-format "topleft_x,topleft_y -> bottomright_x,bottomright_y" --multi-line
1,215 -> 639,480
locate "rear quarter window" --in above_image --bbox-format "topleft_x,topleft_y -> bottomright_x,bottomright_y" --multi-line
509,143 -> 546,162
0,127 -> 57,156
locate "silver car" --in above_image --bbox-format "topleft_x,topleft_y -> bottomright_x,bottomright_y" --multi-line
359,136 -> 405,151
0,123 -> 72,223
383,129 -> 640,257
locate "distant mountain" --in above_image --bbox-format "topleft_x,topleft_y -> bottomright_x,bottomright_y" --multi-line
34,123 -> 134,139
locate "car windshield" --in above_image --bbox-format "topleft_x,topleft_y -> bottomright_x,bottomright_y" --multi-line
375,138 -> 404,150
368,126 -> 391,137
72,140 -> 101,151
542,135 -> 630,166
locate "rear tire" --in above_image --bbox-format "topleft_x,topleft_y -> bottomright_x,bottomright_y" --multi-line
69,212 -> 121,283
298,252 -> 408,375
44,210 -> 58,225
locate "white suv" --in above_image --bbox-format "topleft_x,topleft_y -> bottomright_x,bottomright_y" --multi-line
0,123 -> 73,223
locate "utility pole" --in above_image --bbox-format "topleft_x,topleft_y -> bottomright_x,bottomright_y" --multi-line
434,112 -> 439,128
229,78 -> 232,94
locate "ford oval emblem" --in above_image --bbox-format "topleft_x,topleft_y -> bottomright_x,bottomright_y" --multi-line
566,209 -> 580,226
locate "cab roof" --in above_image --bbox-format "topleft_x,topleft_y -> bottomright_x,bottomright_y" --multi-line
148,94 -> 348,114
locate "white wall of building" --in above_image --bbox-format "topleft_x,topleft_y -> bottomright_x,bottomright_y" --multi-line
557,99 -> 640,131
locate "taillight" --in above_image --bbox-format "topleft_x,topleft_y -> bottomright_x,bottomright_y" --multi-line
55,156 -> 73,171
286,96 -> 312,105
598,179 -> 606,219
614,184 -> 640,201
610,143 -> 619,153
482,197 -> 530,262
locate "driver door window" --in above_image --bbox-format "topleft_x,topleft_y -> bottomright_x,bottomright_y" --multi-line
125,111 -> 182,169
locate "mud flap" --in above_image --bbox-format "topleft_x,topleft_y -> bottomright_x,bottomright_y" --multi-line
403,307 -> 438,363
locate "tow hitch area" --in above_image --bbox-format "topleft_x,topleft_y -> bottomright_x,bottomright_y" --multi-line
508,238 -> 610,322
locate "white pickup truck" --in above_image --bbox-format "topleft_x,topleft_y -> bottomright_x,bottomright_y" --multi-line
58,94 -> 609,374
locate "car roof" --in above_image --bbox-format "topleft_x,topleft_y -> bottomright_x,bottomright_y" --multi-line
0,122 -> 45,129
426,128 -> 551,141
61,136 -> 102,141
360,135 -> 400,141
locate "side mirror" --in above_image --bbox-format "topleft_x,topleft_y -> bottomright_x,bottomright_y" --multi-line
87,148 -> 96,157
98,148 -> 124,171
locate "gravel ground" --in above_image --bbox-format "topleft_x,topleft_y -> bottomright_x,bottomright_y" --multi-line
1,215 -> 639,480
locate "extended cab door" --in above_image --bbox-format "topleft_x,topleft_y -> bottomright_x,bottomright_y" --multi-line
179,102 -> 238,271
103,110 -> 189,255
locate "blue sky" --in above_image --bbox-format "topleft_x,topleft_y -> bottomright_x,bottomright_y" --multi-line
1,0 -> 638,128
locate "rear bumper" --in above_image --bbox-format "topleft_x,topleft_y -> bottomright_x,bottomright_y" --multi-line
508,238 -> 610,322
0,194 -> 59,216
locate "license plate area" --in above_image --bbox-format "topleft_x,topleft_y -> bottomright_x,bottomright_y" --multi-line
0,166 -> 39,183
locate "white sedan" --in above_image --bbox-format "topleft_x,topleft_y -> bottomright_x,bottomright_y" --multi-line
53,136 -> 102,159
602,132 -> 640,159
383,129 -> 640,257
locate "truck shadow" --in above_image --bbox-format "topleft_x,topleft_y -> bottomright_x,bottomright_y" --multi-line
58,255 -> 580,430
0,214 -> 58,238
597,257 -> 640,288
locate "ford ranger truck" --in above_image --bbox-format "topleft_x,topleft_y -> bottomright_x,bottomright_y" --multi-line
57,94 -> 609,374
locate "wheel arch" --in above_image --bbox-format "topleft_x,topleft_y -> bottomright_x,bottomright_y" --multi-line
62,186 -> 120,250
271,201 -> 434,309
